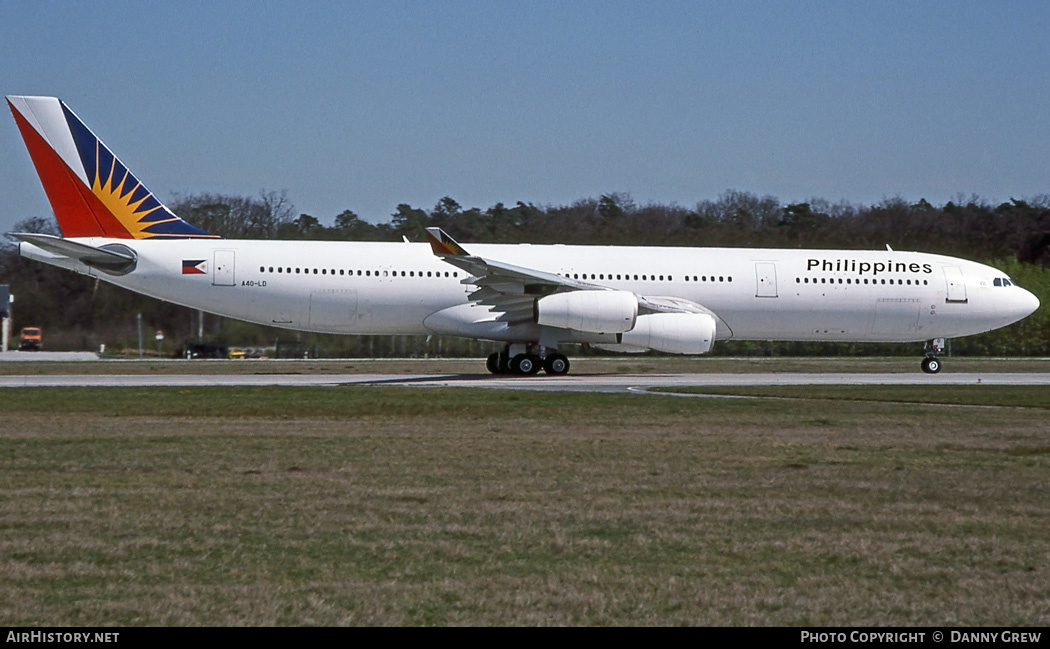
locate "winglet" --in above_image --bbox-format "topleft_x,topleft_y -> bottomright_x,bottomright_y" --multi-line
425,227 -> 470,257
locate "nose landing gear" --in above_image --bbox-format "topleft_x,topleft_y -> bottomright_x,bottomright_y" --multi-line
921,338 -> 945,374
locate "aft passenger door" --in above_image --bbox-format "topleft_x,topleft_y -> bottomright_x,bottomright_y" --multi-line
213,250 -> 236,286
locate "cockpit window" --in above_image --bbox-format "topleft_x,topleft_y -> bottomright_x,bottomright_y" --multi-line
994,278 -> 1002,287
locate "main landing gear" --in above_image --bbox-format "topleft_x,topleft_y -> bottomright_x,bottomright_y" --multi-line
486,347 -> 570,376
921,338 -> 945,374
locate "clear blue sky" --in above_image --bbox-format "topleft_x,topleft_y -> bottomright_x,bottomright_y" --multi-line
2,0 -> 1048,233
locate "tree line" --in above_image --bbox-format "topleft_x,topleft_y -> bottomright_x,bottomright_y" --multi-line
2,190 -> 1047,357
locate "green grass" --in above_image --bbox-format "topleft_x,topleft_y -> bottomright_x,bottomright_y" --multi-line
1,386 -> 1048,625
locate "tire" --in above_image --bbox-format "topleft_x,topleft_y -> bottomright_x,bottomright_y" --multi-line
510,353 -> 539,375
921,357 -> 941,374
486,353 -> 500,374
524,354 -> 541,375
543,353 -> 570,376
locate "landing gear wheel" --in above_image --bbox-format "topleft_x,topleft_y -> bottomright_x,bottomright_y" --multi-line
543,353 -> 570,376
921,357 -> 941,374
510,353 -> 541,375
525,354 -> 542,375
486,353 -> 500,374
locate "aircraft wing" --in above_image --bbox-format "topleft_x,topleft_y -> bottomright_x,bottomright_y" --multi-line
425,227 -> 715,324
10,233 -> 137,273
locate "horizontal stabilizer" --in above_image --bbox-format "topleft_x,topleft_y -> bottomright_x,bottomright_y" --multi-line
11,232 -> 137,274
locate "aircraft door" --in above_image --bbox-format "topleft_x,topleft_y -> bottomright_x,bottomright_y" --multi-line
943,266 -> 967,303
213,250 -> 236,286
755,262 -> 778,297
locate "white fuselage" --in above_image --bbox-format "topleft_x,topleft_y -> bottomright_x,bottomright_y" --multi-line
20,238 -> 1040,346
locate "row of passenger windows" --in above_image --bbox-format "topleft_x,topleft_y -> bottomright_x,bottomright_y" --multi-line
796,277 -> 929,286
564,273 -> 733,283
259,266 -> 458,278
259,265 -> 740,284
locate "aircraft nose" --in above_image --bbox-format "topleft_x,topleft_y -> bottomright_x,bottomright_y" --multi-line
1018,287 -> 1040,318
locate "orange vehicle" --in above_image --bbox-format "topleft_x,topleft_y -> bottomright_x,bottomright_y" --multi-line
18,327 -> 42,351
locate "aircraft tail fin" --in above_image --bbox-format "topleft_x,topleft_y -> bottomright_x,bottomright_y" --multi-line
6,96 -> 217,239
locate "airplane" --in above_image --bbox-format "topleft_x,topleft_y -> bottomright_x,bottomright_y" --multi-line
5,95 -> 1040,375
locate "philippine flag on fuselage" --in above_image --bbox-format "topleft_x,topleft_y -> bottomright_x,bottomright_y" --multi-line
182,259 -> 207,275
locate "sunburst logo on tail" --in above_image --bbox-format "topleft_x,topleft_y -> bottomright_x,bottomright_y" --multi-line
89,139 -> 191,238
63,103 -> 217,239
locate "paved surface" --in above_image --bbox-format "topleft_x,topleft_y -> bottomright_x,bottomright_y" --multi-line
0,351 -> 100,361
1,372 -> 1048,392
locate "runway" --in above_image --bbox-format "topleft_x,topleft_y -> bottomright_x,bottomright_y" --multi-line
1,372 -> 1048,392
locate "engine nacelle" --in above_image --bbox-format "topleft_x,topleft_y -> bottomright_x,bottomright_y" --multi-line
619,313 -> 717,354
536,290 -> 638,334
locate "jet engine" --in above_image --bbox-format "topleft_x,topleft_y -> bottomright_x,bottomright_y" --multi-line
618,312 -> 717,354
535,290 -> 638,333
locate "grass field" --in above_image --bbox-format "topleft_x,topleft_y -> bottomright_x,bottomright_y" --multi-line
1,379 -> 1048,626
